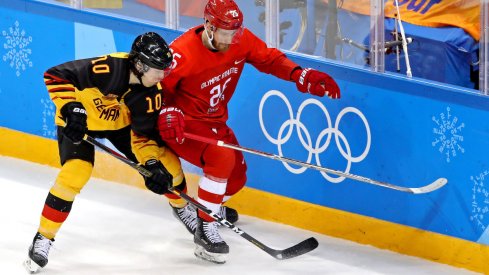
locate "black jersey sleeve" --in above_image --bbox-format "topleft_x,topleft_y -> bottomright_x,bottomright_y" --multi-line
45,53 -> 130,97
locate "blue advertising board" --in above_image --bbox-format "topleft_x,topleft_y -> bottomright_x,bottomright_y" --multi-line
232,64 -> 489,244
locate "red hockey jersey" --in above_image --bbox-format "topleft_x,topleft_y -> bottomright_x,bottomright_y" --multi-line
162,25 -> 299,123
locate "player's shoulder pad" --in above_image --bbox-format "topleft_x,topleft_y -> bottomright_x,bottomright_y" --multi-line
108,52 -> 130,59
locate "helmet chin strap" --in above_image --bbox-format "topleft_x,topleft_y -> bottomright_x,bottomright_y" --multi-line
132,60 -> 147,85
204,27 -> 217,50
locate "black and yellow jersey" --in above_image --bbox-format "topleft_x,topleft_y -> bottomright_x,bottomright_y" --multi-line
125,83 -> 163,141
124,82 -> 166,164
44,53 -> 132,131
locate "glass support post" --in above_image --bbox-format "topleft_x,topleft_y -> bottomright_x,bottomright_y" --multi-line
370,0 -> 385,73
265,0 -> 279,48
480,0 -> 489,94
165,0 -> 179,30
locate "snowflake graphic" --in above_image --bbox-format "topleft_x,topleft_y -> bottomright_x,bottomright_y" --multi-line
41,98 -> 56,139
431,106 -> 465,163
470,171 -> 489,232
2,21 -> 33,77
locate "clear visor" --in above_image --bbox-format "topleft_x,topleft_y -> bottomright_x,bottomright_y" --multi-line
213,26 -> 243,44
143,64 -> 172,79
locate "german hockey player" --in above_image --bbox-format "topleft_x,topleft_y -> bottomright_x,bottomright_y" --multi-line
24,32 -> 193,273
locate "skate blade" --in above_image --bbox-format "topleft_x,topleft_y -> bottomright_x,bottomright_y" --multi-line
194,245 -> 227,264
23,258 -> 41,274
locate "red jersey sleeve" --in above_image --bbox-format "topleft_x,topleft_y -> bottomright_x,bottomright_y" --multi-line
243,29 -> 300,81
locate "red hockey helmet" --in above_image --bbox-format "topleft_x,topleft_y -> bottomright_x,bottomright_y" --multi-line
204,0 -> 243,30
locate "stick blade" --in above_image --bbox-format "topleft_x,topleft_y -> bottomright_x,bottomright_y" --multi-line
273,237 -> 319,260
411,178 -> 448,194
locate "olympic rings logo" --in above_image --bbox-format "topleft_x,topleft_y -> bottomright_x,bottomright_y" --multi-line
258,90 -> 371,183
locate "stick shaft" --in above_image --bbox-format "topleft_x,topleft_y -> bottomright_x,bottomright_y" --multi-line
83,134 -> 318,259
183,133 -> 447,194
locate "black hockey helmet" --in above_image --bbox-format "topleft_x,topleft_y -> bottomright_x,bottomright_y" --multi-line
130,32 -> 172,70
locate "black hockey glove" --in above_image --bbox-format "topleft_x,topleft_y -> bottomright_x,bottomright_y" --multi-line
60,101 -> 87,144
142,159 -> 173,195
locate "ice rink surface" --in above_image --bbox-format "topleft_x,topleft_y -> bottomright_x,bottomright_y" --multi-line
0,156 -> 478,275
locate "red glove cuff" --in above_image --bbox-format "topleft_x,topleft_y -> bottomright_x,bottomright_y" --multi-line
292,68 -> 341,99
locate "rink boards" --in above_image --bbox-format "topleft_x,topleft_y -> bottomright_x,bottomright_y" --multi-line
0,1 -> 488,273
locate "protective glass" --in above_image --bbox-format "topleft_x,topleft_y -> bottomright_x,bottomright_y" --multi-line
214,26 -> 244,44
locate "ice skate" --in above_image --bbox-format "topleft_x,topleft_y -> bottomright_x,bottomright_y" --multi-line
171,203 -> 198,234
23,232 -> 54,274
194,217 -> 229,264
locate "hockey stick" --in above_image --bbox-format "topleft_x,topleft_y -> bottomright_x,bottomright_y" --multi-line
394,0 -> 413,78
83,134 -> 319,260
183,133 -> 448,194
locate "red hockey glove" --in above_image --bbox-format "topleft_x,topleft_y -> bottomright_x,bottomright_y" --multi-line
158,107 -> 185,144
292,68 -> 341,99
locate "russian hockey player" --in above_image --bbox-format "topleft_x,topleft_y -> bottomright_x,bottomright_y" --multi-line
157,0 -> 340,264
